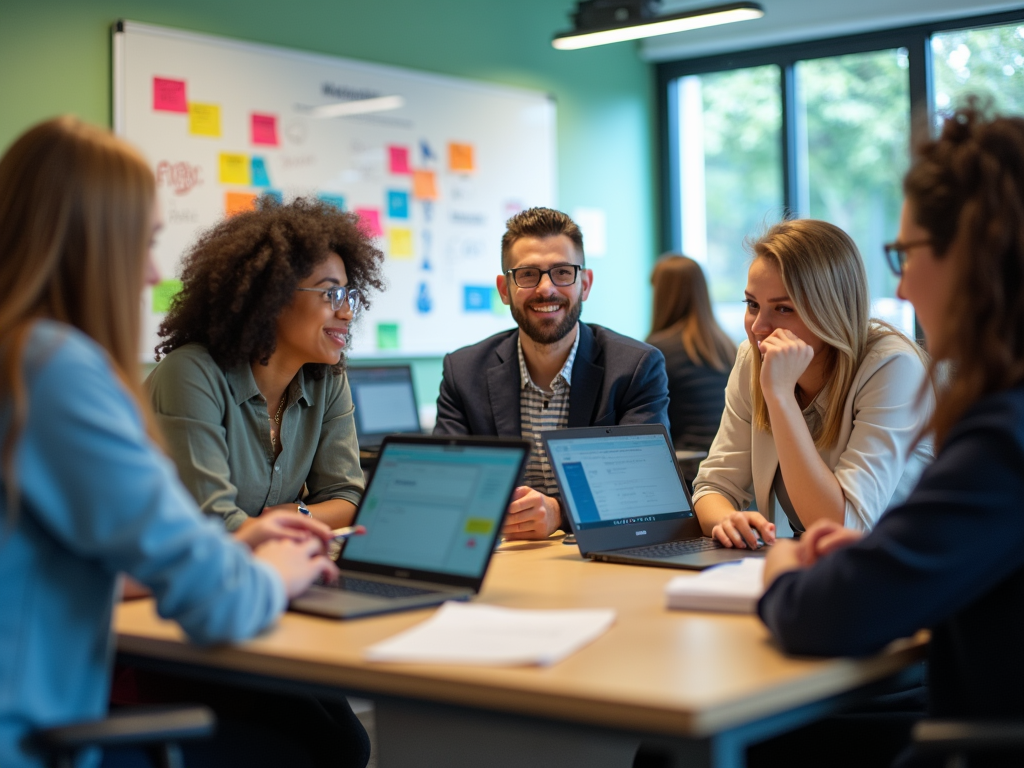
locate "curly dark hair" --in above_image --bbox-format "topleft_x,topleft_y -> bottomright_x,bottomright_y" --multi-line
156,196 -> 385,377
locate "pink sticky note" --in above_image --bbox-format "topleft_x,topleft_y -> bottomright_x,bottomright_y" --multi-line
153,77 -> 187,113
251,113 -> 279,146
355,208 -> 383,237
389,146 -> 411,174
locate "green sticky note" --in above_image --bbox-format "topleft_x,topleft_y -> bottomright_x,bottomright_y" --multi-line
153,279 -> 182,313
465,518 -> 494,534
377,322 -> 400,350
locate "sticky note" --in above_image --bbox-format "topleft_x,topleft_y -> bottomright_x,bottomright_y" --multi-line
153,78 -> 187,113
388,146 -> 411,174
219,153 -> 251,185
251,113 -> 279,146
412,170 -> 438,201
264,189 -> 283,204
389,227 -> 413,259
377,323 -> 400,351
188,103 -> 221,137
355,208 -> 383,237
225,191 -> 257,217
387,190 -> 409,219
152,279 -> 183,313
251,157 -> 270,187
465,518 -> 494,534
318,193 -> 345,211
449,142 -> 475,173
464,286 -> 492,312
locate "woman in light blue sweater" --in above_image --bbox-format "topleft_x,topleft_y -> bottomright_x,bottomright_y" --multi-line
0,117 -> 338,768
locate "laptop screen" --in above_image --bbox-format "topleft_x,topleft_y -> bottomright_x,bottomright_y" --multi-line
347,366 -> 420,444
547,433 -> 694,531
341,442 -> 525,578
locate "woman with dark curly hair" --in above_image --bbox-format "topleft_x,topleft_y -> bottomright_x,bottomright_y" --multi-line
149,196 -> 385,533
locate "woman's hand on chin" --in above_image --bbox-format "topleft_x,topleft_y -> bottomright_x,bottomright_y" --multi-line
758,329 -> 814,403
233,509 -> 334,550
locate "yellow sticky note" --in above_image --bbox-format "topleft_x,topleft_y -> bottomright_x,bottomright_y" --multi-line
464,518 -> 494,534
389,227 -> 413,259
219,153 -> 251,185
225,191 -> 257,217
412,170 -> 438,201
449,142 -> 475,173
188,103 -> 221,137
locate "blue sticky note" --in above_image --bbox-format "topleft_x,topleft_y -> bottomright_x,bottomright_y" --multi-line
388,190 -> 409,219
264,189 -> 283,204
318,193 -> 346,211
251,157 -> 270,187
464,285 -> 492,312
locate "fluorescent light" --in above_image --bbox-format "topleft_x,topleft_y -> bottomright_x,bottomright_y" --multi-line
306,95 -> 405,119
552,2 -> 764,50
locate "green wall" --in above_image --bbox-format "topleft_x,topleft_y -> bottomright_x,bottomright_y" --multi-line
0,0 -> 656,409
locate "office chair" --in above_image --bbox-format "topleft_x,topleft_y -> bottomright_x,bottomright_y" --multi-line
911,719 -> 1024,768
30,705 -> 215,768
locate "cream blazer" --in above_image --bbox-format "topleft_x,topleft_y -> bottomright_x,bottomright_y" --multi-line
692,335 -> 934,531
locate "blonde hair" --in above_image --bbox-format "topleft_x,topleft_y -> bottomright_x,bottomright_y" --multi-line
648,254 -> 736,373
749,219 -> 916,449
0,116 -> 158,518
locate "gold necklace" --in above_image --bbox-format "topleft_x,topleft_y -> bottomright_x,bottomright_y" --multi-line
270,393 -> 286,449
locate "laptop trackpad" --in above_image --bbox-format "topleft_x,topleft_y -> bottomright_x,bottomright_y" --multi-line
672,548 -> 766,567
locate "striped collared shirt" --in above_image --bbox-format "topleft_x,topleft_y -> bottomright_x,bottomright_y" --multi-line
518,330 -> 580,497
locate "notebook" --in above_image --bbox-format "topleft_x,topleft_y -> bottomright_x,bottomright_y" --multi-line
542,424 -> 765,570
290,434 -> 530,618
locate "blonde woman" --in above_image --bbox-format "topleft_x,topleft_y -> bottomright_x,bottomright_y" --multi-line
692,219 -> 933,549
647,255 -> 736,455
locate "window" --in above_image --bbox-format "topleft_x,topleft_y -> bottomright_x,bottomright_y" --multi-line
659,9 -> 1024,343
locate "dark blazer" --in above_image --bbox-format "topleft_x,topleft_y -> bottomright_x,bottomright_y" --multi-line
434,322 -> 670,438
759,384 -> 1024,721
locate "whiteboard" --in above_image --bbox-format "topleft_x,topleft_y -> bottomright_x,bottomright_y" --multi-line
112,21 -> 556,359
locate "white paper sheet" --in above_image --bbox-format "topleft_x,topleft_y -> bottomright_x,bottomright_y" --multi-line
664,558 -> 766,613
365,602 -> 616,666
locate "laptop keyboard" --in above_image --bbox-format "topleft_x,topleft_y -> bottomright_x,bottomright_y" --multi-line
612,538 -> 721,559
323,576 -> 439,599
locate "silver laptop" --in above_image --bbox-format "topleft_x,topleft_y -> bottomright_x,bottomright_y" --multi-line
290,434 -> 530,618
542,425 -> 765,570
347,365 -> 422,450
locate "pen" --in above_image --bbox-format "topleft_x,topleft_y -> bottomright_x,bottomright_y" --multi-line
331,525 -> 367,542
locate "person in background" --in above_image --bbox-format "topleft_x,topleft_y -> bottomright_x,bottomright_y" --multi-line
759,104 -> 1024,768
647,254 -> 736,485
692,219 -> 933,547
0,117 -> 336,768
149,197 -> 385,532
434,207 -> 670,540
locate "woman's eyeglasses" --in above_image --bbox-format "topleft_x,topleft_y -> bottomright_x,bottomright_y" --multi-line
296,285 -> 363,313
883,239 -> 932,277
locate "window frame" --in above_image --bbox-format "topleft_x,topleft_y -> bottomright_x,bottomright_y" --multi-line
656,8 -> 1024,255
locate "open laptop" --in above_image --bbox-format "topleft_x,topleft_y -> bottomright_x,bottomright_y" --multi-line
347,365 -> 422,454
290,434 -> 531,619
542,424 -> 765,570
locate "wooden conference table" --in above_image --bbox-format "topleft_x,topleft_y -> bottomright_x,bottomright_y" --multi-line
115,537 -> 925,768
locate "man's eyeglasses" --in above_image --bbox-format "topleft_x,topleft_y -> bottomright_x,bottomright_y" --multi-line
505,264 -> 582,289
883,239 -> 932,277
296,285 -> 364,314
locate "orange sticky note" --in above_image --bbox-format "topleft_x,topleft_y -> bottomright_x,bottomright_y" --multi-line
449,142 -> 475,173
412,170 -> 438,201
225,191 -> 257,217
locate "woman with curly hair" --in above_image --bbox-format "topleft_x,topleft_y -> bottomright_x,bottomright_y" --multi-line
150,197 -> 385,532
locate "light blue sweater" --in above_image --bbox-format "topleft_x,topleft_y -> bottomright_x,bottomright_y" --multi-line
0,322 -> 286,768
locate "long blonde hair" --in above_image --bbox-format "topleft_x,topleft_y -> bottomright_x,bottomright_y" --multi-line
648,254 -> 736,372
749,219 -> 915,449
0,116 -> 158,517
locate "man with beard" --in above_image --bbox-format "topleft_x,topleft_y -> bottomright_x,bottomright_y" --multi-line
434,207 -> 670,540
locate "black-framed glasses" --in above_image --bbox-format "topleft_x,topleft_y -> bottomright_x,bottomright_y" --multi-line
883,239 -> 932,277
296,285 -> 363,313
505,264 -> 582,289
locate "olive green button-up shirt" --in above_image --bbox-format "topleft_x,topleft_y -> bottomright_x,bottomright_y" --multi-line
148,344 -> 364,532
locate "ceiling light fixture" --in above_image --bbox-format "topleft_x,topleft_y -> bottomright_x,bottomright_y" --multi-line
552,0 -> 764,51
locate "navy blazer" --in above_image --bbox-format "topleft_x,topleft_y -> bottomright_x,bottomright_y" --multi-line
759,384 -> 1024,720
433,322 -> 670,438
